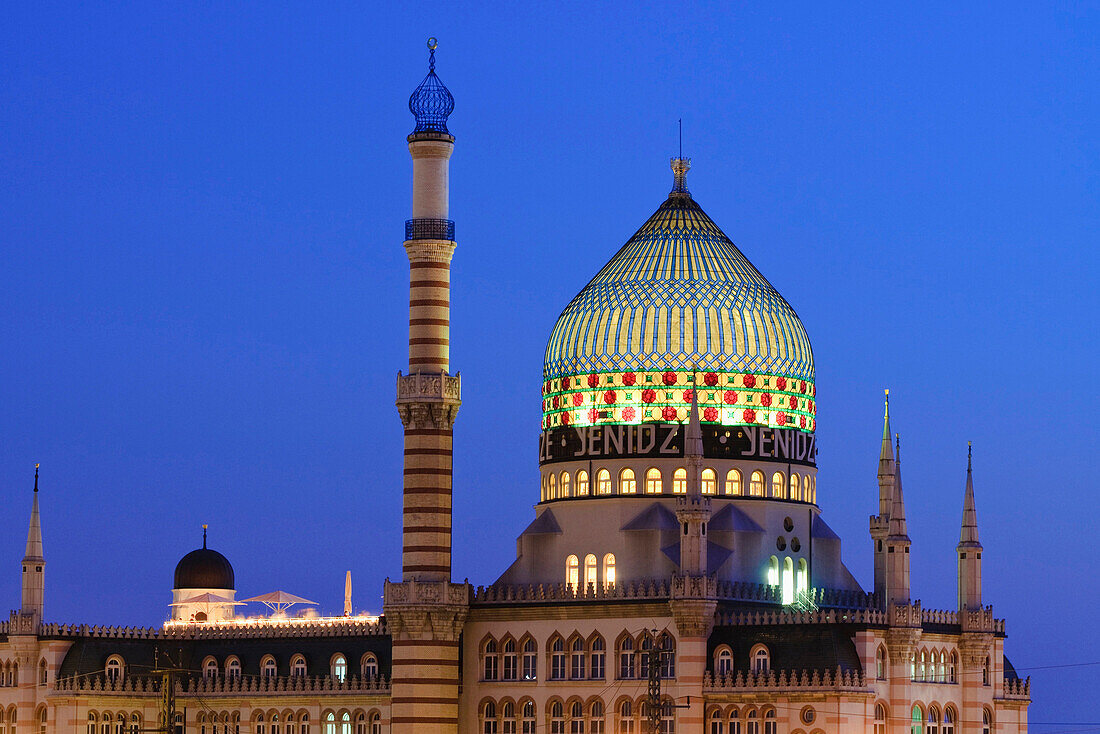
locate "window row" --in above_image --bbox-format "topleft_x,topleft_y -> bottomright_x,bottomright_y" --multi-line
713,644 -> 771,676
565,553 -> 616,590
0,661 -> 17,687
196,712 -> 242,734
705,706 -> 778,734
199,653 -> 379,681
478,697 -> 680,734
86,712 -> 142,734
0,706 -> 17,734
542,468 -> 816,502
251,710 -> 381,734
479,631 -> 675,683
902,703 -> 993,734
766,556 -> 808,605
6,707 -> 45,734
874,646 -> 962,683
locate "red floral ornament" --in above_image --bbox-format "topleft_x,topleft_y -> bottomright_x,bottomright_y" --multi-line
789,395 -> 799,409
704,372 -> 719,386
723,390 -> 738,405
682,389 -> 695,404
561,412 -> 571,425
809,401 -> 815,413
776,376 -> 787,391
552,395 -> 560,408
799,415 -> 807,428
572,392 -> 584,407
662,406 -> 678,421
603,390 -> 617,405
743,374 -> 756,388
662,371 -> 678,386
586,408 -> 598,423
759,392 -> 772,407
776,411 -> 787,426
742,408 -> 757,423
703,407 -> 718,422
622,407 -> 636,421
641,389 -> 657,404
587,373 -> 600,388
622,371 -> 637,386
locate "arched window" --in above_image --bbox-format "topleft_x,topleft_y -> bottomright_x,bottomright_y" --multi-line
483,639 -> 499,681
482,701 -> 498,734
660,699 -> 676,734
766,555 -> 779,586
569,701 -> 584,734
796,557 -> 808,598
937,649 -> 947,682
290,655 -> 306,678
874,704 -> 887,734
715,647 -> 733,675
750,645 -> 769,675
322,714 -> 334,734
590,636 -> 606,679
584,554 -> 598,591
522,638 -> 538,680
522,701 -> 536,734
645,468 -> 663,494
618,636 -> 635,679
37,708 -> 46,734
272,712 -> 281,734
577,471 -> 590,496
982,710 -> 992,734
502,638 -> 518,680
589,700 -> 605,734
560,472 -> 571,498
261,656 -> 277,678
749,471 -> 765,496
658,633 -> 675,678
597,470 -> 612,495
603,554 -> 617,588
550,637 -> 566,680
789,473 -> 800,500
255,714 -> 265,734
672,468 -> 687,494
226,658 -> 241,679
745,709 -> 758,734
724,469 -> 743,495
87,712 -> 97,734
949,651 -> 958,683
617,701 -> 633,734
808,475 -> 816,503
566,555 -> 580,590
982,656 -> 991,686
910,706 -> 923,734
619,469 -> 636,494
762,709 -> 776,734
548,473 -> 557,499
709,709 -> 724,734
339,713 -> 350,734
203,657 -> 219,679
550,701 -> 565,734
876,646 -> 887,679
701,468 -> 717,494
285,714 -> 295,734
105,656 -> 123,682
38,660 -> 48,686
728,708 -> 740,734
920,650 -> 927,681
501,703 -> 516,734
296,714 -> 305,734
115,716 -> 126,734
330,654 -> 347,682
771,472 -> 786,498
102,712 -> 112,734
942,708 -> 955,734
570,638 -> 586,680
928,706 -> 940,734
352,714 -> 365,734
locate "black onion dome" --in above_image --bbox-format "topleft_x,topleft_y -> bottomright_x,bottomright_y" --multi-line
174,547 -> 234,590
409,38 -> 454,135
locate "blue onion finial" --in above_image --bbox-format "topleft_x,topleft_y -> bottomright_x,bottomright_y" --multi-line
409,37 -> 454,136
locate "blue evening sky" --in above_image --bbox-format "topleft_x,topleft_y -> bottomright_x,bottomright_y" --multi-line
1,1 -> 1097,724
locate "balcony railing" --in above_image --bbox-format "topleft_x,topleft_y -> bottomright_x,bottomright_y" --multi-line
405,218 -> 455,241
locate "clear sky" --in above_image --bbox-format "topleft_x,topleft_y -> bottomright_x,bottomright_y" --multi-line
2,1 -> 1097,725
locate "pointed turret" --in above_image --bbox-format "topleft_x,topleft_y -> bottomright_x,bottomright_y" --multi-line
888,435 -> 909,539
958,443 -> 983,611
21,464 -> 45,621
676,372 -> 710,576
877,390 -> 895,516
885,435 -> 911,606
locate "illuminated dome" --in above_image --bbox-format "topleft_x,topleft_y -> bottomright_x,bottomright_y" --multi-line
542,159 -> 815,432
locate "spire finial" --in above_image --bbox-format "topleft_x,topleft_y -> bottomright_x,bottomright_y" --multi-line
670,157 -> 691,195
427,37 -> 437,70
202,524 -> 208,549
968,441 -> 972,469
34,463 -> 39,493
895,433 -> 900,460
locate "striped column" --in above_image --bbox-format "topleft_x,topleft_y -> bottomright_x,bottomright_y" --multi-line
669,590 -> 717,734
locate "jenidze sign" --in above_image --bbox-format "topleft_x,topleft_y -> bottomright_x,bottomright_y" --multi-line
538,423 -> 816,467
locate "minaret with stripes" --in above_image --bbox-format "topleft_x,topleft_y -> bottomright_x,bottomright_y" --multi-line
384,38 -> 469,734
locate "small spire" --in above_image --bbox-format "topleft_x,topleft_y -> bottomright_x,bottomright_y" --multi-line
685,369 -> 703,460
888,433 -> 908,538
344,570 -> 353,616
34,463 -> 39,493
960,442 -> 980,545
877,389 -> 895,516
670,157 -> 691,196
202,524 -> 208,549
24,464 -> 44,562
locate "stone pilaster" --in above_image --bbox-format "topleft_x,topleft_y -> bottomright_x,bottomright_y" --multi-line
885,602 -> 922,734
669,575 -> 717,734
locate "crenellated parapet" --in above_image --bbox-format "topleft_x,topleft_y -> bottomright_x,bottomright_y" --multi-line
28,618 -> 387,640
716,607 -> 887,627
703,667 -> 870,692
959,604 -> 997,633
1003,676 -> 1031,700
55,673 -> 390,696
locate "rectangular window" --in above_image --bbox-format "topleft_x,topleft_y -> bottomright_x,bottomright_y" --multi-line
571,653 -> 585,680
551,652 -> 566,680
619,652 -> 635,679
591,650 -> 605,679
522,653 -> 537,681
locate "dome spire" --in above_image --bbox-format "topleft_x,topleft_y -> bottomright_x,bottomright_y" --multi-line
408,37 -> 455,137
202,524 -> 208,549
670,156 -> 691,196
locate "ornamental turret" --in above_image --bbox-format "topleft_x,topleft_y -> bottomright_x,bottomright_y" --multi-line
957,443 -> 983,611
885,435 -> 912,606
870,391 -> 894,601
676,378 -> 711,577
20,464 -> 45,623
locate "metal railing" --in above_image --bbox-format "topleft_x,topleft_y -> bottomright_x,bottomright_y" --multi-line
405,218 -> 455,241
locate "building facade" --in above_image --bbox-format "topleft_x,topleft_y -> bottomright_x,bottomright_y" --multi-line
0,41 -> 1030,734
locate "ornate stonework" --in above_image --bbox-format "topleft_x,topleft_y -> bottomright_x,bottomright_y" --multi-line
395,371 -> 462,430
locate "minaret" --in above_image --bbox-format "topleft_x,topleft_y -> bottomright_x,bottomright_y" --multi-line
885,434 -> 911,606
21,464 -> 45,622
869,390 -> 894,601
957,443 -> 983,611
343,571 -> 352,616
676,376 -> 710,575
385,39 -> 469,734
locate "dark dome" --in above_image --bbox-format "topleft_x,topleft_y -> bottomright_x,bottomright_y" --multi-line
174,547 -> 234,590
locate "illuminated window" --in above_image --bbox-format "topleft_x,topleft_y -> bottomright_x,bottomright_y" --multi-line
796,558 -> 808,598
672,468 -> 687,494
910,706 -> 923,734
566,555 -> 579,590
789,473 -> 800,500
548,473 -> 557,499
750,472 -> 765,496
645,468 -> 663,494
330,654 -> 346,682
597,469 -> 612,495
928,707 -> 940,734
808,475 -> 816,503
584,554 -> 598,590
619,468 -> 636,494
560,472 -> 571,498
781,556 -> 794,604
603,554 -> 616,588
541,475 -> 548,501
950,651 -> 958,682
323,713 -> 334,734
724,470 -> 743,495
576,471 -> 590,496
874,705 -> 887,734
767,556 -> 779,586
750,645 -> 769,675
920,650 -> 927,681
876,646 -> 887,679
701,468 -> 716,494
715,647 -> 732,675
771,472 -> 785,498
340,713 -> 350,734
